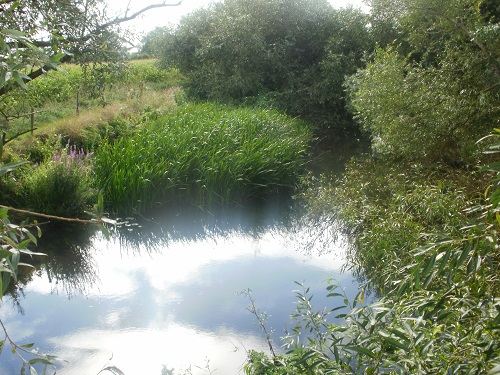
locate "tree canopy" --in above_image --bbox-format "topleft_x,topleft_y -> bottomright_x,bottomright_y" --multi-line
348,0 -> 500,163
152,0 -> 373,132
0,0 -> 181,96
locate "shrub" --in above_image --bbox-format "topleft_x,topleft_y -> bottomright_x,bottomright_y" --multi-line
247,134 -> 500,374
23,140 -> 95,217
300,158 -> 481,292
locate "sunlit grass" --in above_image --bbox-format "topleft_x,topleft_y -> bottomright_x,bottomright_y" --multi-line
94,102 -> 312,214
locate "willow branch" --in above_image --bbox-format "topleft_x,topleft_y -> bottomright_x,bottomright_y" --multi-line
0,205 -> 99,224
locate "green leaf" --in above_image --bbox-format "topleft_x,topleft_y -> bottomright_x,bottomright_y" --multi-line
17,239 -> 31,250
3,29 -> 27,37
0,207 -> 9,219
0,249 -> 12,259
11,71 -> 27,89
11,250 -> 20,270
50,52 -> 66,63
457,243 -> 472,268
28,358 -> 53,366
326,292 -> 343,298
380,335 -> 409,351
344,345 -> 376,359
0,161 -> 28,177
421,253 -> 436,278
436,310 -> 453,322
25,231 -> 37,246
386,328 -> 409,343
437,247 -> 452,274
21,343 -> 34,349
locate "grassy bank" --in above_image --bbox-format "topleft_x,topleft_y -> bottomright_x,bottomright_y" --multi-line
1,61 -> 312,217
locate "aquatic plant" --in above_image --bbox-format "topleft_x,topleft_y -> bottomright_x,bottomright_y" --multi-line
94,102 -> 311,214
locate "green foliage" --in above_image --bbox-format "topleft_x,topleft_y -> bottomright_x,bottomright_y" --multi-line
93,102 -> 311,214
24,65 -> 81,107
303,158 -> 479,292
244,349 -> 341,375
22,140 -> 96,217
139,27 -> 174,58
0,22 -> 63,94
348,0 -> 500,163
127,60 -> 184,85
156,0 -> 372,131
274,131 -> 500,374
0,0 -> 130,96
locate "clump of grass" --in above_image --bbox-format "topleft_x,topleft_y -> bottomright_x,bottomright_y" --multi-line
94,102 -> 312,214
22,139 -> 96,217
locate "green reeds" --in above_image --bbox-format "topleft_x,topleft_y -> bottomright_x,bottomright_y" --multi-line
94,103 -> 312,214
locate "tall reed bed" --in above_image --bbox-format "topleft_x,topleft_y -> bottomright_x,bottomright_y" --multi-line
94,103 -> 312,214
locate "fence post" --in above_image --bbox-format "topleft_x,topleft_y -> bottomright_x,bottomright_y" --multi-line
76,92 -> 79,115
30,107 -> 34,136
0,132 -> 5,159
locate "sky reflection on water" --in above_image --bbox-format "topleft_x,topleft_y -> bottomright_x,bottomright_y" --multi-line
0,207 -> 358,374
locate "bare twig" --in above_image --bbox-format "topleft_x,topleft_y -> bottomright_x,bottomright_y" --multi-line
0,205 -> 101,224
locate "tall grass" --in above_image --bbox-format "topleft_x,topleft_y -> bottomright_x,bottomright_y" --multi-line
94,103 -> 312,214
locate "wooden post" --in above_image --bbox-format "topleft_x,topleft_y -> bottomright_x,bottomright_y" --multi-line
0,132 -> 5,159
76,92 -> 80,115
30,107 -> 34,136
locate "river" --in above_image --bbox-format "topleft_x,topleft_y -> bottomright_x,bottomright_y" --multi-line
0,141 -> 364,375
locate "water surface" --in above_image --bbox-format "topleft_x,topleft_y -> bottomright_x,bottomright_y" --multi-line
1,202 -> 358,375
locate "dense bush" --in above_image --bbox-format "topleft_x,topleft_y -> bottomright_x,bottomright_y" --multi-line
347,0 -> 500,164
304,158 -> 483,292
154,0 -> 372,132
93,102 -> 312,214
22,141 -> 95,217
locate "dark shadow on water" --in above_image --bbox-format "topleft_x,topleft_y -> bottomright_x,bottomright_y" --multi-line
109,196 -> 298,253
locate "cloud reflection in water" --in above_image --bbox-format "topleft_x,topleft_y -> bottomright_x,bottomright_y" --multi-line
1,207 -> 357,374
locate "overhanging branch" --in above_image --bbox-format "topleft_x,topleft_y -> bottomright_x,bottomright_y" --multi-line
98,1 -> 182,30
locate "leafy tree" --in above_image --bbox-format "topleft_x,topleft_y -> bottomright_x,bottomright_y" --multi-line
139,26 -> 173,58
157,0 -> 373,132
0,0 -> 181,97
348,0 -> 500,163
0,0 -> 182,142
